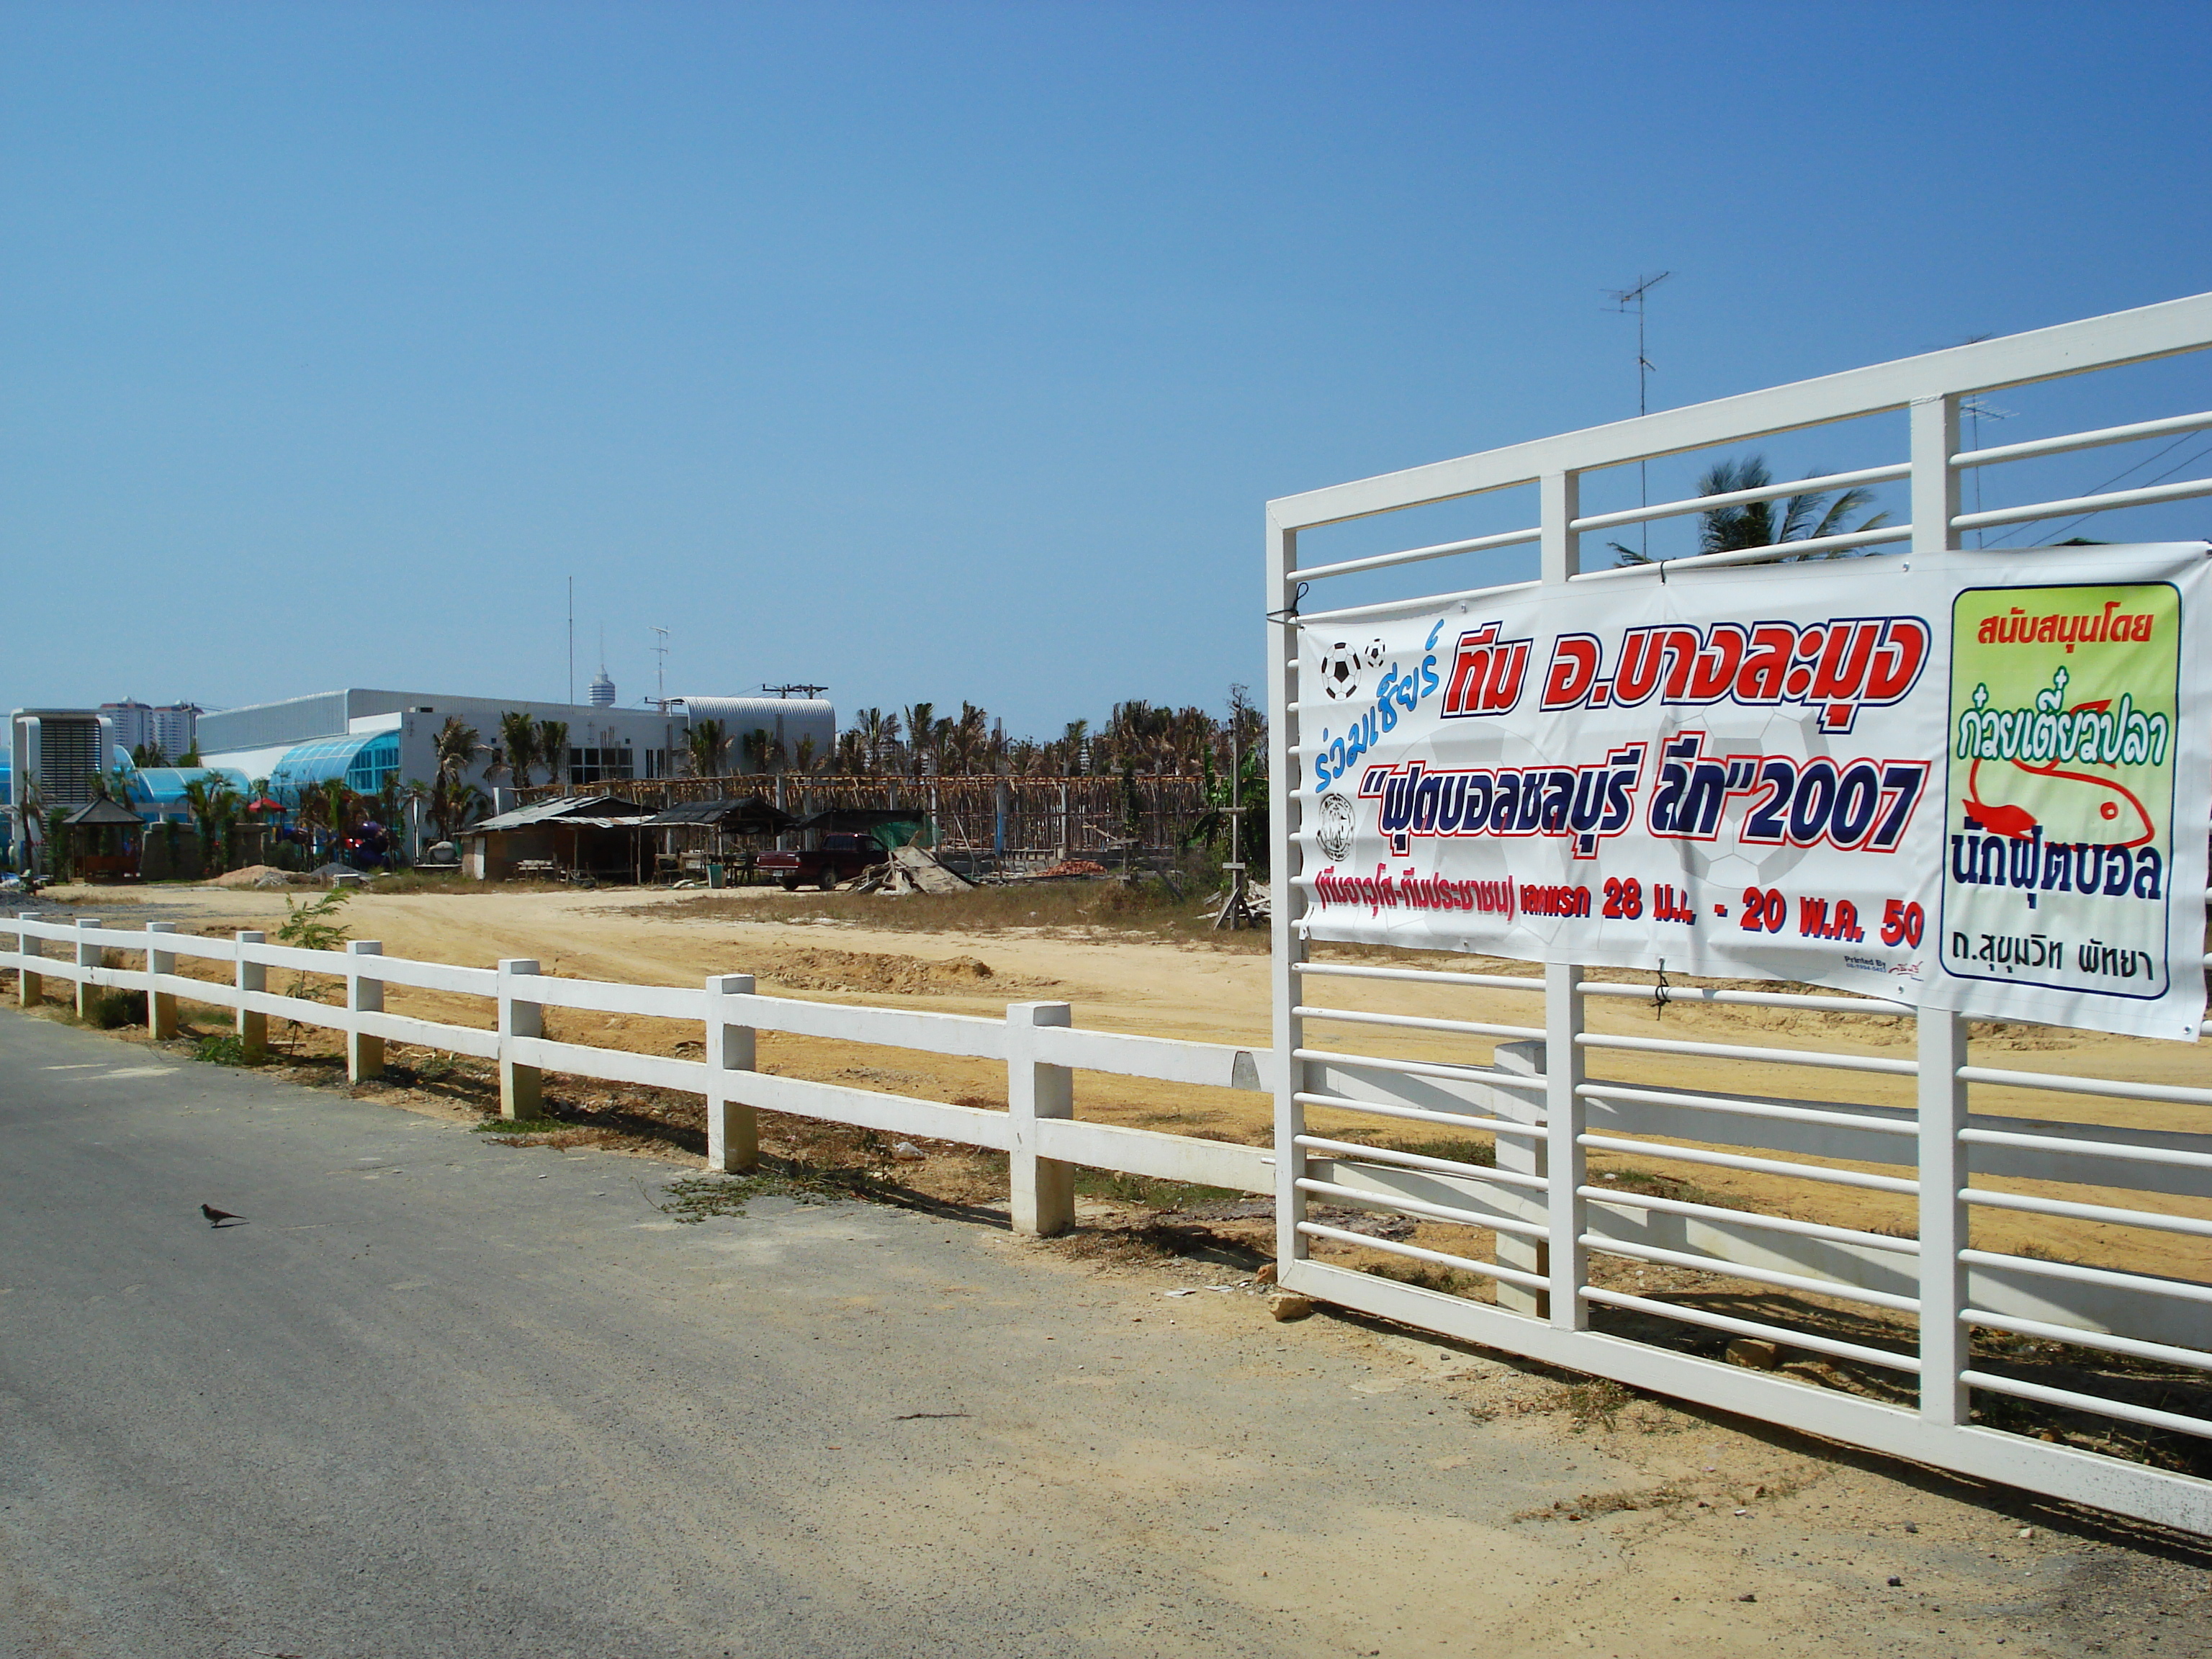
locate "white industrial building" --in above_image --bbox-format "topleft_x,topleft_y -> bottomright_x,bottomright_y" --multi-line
193,688 -> 835,805
7,691 -> 833,870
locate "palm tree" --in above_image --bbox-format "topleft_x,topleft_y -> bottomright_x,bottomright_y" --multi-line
739,727 -> 775,775
433,717 -> 481,788
945,703 -> 989,775
428,775 -> 488,841
834,729 -> 867,773
685,719 -> 729,778
1061,719 -> 1089,777
179,775 -> 240,876
1613,455 -> 1889,566
852,708 -> 898,774
901,702 -> 936,777
495,710 -> 540,789
533,720 -> 569,789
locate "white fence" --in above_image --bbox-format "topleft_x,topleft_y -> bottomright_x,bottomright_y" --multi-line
1267,292 -> 2212,1534
0,912 -> 1278,1233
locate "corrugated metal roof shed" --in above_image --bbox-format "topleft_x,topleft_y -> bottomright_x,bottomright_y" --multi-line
468,796 -> 647,834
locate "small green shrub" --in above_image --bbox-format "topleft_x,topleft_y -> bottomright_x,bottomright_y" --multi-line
192,1033 -> 255,1066
276,886 -> 354,952
85,989 -> 147,1030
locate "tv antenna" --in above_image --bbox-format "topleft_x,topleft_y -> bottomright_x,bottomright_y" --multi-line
1961,395 -> 2015,547
762,683 -> 828,699
650,625 -> 670,708
1609,271 -> 1672,559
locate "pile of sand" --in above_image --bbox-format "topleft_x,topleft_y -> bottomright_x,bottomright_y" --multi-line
210,865 -> 302,889
753,947 -> 1029,997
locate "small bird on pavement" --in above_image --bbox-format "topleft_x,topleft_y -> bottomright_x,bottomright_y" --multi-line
200,1204 -> 243,1227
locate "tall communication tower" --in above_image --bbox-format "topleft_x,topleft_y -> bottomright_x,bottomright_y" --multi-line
1609,271 -> 1672,560
650,625 -> 670,709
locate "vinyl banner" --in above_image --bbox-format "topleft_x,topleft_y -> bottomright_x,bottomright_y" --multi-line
1295,543 -> 2210,1040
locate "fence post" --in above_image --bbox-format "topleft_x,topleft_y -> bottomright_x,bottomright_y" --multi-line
498,958 -> 543,1120
346,940 -> 385,1083
235,930 -> 266,1058
1488,1041 -> 1548,1317
1544,961 -> 1588,1331
704,973 -> 757,1172
1916,1008 -> 1971,1425
145,922 -> 178,1038
17,912 -> 42,1007
1007,1001 -> 1074,1237
74,917 -> 102,1020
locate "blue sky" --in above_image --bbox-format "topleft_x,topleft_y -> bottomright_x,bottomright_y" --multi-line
6,2 -> 2211,738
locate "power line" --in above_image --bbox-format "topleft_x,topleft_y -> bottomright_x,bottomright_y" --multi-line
1982,428 -> 2209,547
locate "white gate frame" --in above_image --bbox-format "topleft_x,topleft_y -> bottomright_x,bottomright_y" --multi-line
1267,291 -> 2212,1533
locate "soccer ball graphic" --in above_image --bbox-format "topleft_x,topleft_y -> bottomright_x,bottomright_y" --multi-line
1315,791 -> 1357,862
1316,637 -> 1385,701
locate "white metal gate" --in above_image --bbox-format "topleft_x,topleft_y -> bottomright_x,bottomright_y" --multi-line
1267,293 -> 2212,1534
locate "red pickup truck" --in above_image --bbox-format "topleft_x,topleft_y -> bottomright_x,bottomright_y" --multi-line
755,832 -> 890,891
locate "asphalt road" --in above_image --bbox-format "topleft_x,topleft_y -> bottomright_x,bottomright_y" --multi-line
4,1011 -> 1561,1659
4,1011 -> 2207,1659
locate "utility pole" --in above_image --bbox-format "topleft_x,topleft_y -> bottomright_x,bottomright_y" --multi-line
567,577 -> 575,706
1213,727 -> 1255,931
1609,271 -> 1671,560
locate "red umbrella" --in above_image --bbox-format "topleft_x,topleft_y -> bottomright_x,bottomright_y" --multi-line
246,797 -> 287,814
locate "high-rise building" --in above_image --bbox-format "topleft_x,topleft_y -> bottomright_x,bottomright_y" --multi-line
102,700 -> 201,760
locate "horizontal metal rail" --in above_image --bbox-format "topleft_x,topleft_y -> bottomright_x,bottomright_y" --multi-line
1577,980 -> 1913,1017
1299,1134 -> 1547,1190
1959,1125 -> 2212,1174
1580,1184 -> 1920,1255
1299,1222 -> 1550,1293
1953,474 -> 2212,531
1581,1286 -> 1921,1375
1293,1004 -> 1544,1041
1963,1308 -> 2212,1375
1579,1133 -> 1921,1195
1294,578 -> 1542,629
1962,1370 -> 2212,1442
1579,1030 -> 1917,1076
1579,1082 -> 1920,1138
1293,1090 -> 1545,1138
1957,1065 -> 2212,1110
1579,1236 -> 1923,1314
1295,1177 -> 1548,1239
1568,525 -> 1909,583
1958,1247 -> 2212,1309
1269,292 -> 2212,531
1953,408 -> 2212,469
1298,961 -> 1543,994
1961,1186 -> 2212,1241
1292,526 -> 1539,584
1570,462 -> 1910,533
1292,1047 -> 1548,1091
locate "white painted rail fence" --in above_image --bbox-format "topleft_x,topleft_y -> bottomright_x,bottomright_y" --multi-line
1267,292 -> 2212,1536
1,912 -> 1279,1236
